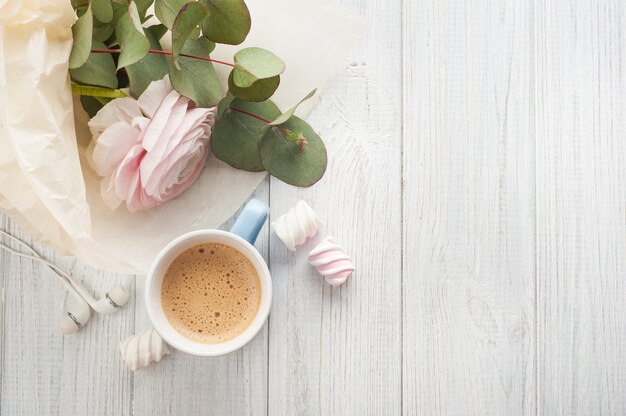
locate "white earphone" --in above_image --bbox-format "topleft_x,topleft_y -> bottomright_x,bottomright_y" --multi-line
0,229 -> 130,334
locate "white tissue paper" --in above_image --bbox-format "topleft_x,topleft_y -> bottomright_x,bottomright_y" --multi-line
0,0 -> 364,273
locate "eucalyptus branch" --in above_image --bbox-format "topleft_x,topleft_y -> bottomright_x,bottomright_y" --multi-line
90,49 -> 236,68
68,0 -> 327,186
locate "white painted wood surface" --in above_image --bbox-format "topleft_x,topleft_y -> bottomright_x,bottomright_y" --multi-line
535,1 -> 626,414
403,0 -> 536,414
1,0 -> 626,415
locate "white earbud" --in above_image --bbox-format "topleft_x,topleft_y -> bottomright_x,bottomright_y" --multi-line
58,292 -> 91,335
70,280 -> 130,314
0,229 -> 130,334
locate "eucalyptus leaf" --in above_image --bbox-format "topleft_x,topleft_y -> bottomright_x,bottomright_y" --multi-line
92,0 -> 113,23
217,94 -> 235,119
212,100 -> 281,171
155,0 -> 188,29
171,2 -> 209,63
270,89 -> 317,126
170,37 -> 222,107
135,0 -> 155,18
201,0 -> 251,45
233,47 -> 285,84
149,23 -> 168,41
80,95 -> 105,118
70,40 -> 118,88
115,2 -> 150,69
231,66 -> 258,88
228,72 -> 279,102
107,0 -> 154,22
116,0 -> 154,17
126,26 -> 169,97
93,24 -> 115,42
69,5 -> 93,69
260,116 -> 327,187
110,2 -> 129,27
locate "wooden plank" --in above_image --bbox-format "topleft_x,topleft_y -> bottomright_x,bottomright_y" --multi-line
0,214 -> 135,415
267,0 -> 403,413
402,0 -> 536,414
535,0 -> 626,414
131,183 -> 270,416
0,216 -> 6,416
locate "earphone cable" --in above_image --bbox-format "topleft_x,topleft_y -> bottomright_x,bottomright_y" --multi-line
0,230 -> 78,291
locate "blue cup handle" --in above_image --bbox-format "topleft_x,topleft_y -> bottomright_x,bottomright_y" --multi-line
229,198 -> 269,245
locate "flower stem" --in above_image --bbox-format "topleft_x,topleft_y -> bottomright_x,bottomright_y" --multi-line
229,107 -> 272,124
71,83 -> 128,99
90,49 -> 236,68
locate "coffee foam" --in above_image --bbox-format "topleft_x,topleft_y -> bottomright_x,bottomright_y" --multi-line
161,243 -> 262,344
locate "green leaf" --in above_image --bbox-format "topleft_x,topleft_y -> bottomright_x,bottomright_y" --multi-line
92,0 -> 113,23
115,0 -> 154,18
80,95 -> 105,118
69,5 -> 93,69
201,0 -> 251,45
115,2 -> 150,69
217,94 -> 235,119
233,47 -> 285,86
134,0 -> 155,18
260,116 -> 327,187
212,99 -> 281,171
110,1 -> 129,26
231,66 -> 258,88
228,71 -> 279,102
270,89 -> 316,126
171,2 -> 209,64
93,24 -> 114,42
170,37 -> 222,107
126,26 -> 169,97
155,0 -> 188,29
70,40 -> 118,88
149,23 -> 168,41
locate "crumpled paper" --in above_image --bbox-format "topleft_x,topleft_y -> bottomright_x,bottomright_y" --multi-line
0,0 -> 363,274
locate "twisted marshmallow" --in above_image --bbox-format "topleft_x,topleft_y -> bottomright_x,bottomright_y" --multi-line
308,237 -> 356,286
272,200 -> 323,251
120,327 -> 170,371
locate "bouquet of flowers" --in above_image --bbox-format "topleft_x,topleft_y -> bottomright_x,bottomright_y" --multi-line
0,0 -> 363,272
71,0 -> 330,211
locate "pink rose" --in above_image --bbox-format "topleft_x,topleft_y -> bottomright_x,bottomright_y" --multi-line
87,76 -> 216,212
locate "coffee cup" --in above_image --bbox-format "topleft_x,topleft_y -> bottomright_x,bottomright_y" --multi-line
144,199 -> 272,356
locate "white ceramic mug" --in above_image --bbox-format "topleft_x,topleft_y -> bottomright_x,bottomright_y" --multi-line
144,199 -> 271,356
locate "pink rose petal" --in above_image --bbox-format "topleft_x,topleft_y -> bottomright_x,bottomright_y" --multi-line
88,76 -> 216,212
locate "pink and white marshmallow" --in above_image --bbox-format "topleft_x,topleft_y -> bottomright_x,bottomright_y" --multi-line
272,200 -> 323,251
307,237 -> 356,286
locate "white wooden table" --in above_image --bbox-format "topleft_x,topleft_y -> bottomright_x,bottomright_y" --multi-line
2,0 -> 626,414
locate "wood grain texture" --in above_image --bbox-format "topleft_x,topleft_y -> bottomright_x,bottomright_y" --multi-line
3,0 -> 626,414
131,184 -> 270,416
535,0 -> 626,414
402,0 -> 536,414
0,214 -> 135,415
267,0 -> 403,414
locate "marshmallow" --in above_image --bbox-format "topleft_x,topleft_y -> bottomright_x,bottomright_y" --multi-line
308,237 -> 356,286
272,200 -> 323,251
120,327 -> 170,371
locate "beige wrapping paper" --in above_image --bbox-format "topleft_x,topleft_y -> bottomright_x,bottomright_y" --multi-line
0,0 -> 364,274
